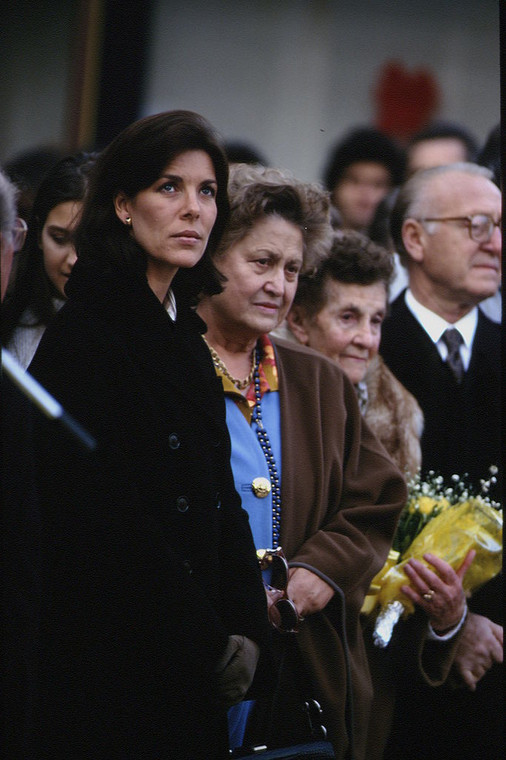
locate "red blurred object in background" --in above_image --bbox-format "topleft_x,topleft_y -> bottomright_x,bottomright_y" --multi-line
374,59 -> 440,143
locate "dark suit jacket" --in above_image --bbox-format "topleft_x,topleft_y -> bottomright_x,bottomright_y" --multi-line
380,291 -> 503,760
28,259 -> 269,760
380,291 -> 501,493
2,374 -> 41,760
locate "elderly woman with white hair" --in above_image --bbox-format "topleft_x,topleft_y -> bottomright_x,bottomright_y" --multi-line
280,229 -> 475,759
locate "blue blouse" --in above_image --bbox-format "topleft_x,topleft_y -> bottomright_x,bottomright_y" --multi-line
225,391 -> 282,551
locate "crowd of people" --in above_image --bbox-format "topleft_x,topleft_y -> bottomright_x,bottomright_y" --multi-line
1,110 -> 502,760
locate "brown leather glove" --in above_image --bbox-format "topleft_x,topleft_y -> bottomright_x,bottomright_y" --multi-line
214,634 -> 260,708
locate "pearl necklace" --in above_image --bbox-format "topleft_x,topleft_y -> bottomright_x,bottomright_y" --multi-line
252,346 -> 282,548
203,337 -> 255,390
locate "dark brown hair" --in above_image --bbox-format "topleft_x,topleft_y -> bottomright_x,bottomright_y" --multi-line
74,110 -> 230,297
293,230 -> 393,318
2,151 -> 97,346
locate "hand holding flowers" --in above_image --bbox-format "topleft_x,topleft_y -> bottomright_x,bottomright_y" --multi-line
362,468 -> 502,647
402,550 -> 474,634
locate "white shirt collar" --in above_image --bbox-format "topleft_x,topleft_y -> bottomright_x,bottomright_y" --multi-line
404,289 -> 478,370
404,289 -> 478,348
164,288 -> 177,321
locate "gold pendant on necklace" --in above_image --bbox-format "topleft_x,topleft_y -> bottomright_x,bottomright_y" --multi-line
252,476 -> 272,498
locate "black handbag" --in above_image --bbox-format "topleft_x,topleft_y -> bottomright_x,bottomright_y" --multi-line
231,579 -> 353,760
230,695 -> 334,757
230,646 -> 336,759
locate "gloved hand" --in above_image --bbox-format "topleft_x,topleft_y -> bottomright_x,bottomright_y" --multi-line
214,634 -> 260,708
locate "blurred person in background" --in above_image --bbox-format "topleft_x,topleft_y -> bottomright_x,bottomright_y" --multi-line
224,140 -> 268,166
322,126 -> 406,234
2,151 -> 98,368
405,120 -> 478,177
5,145 -> 66,221
475,123 -> 501,324
476,123 -> 500,188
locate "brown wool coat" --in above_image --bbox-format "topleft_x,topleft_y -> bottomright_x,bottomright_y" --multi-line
272,338 -> 407,760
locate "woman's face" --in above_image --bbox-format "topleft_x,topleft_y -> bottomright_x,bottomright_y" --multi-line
289,279 -> 387,385
332,162 -> 391,231
114,150 -> 218,295
40,200 -> 82,297
208,215 -> 304,342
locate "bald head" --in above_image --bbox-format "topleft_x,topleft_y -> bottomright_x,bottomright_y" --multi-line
391,163 -> 501,320
391,163 -> 496,262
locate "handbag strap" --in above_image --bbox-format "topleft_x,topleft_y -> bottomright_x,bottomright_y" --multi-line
240,577 -> 355,760
286,567 -> 355,760
328,582 -> 355,760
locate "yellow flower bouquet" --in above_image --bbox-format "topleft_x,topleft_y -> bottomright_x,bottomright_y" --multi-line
361,469 -> 503,647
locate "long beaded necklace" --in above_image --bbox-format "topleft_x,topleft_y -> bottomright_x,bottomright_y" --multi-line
252,346 -> 281,548
203,337 -> 256,390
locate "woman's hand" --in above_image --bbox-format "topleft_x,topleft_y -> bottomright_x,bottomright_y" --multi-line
401,549 -> 475,632
453,612 -> 503,690
287,567 -> 335,618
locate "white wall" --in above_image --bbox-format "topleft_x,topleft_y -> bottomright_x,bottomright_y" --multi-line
2,0 -> 500,184
143,0 -> 500,181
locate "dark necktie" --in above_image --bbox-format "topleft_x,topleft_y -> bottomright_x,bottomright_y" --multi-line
441,328 -> 464,382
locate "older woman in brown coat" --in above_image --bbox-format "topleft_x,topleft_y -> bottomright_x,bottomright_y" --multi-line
197,164 -> 407,759
280,229 -> 475,759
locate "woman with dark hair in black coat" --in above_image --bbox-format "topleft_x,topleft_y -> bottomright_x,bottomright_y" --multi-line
2,151 -> 98,367
28,110 -> 269,760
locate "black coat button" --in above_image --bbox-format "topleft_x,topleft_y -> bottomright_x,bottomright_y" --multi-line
183,560 -> 193,575
176,496 -> 189,512
169,433 -> 181,450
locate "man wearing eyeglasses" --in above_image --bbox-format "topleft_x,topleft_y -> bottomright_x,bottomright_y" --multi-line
1,169 -> 36,759
381,161 -> 501,490
379,162 -> 502,760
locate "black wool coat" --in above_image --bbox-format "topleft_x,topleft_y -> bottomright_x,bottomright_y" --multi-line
2,374 -> 41,760
379,291 -> 501,494
28,259 -> 269,760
